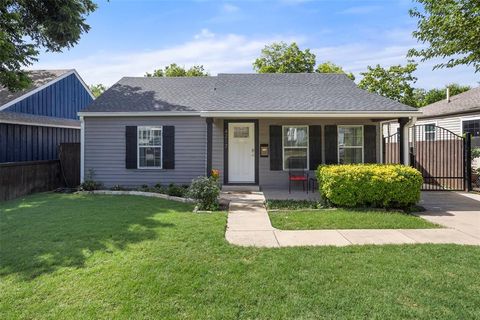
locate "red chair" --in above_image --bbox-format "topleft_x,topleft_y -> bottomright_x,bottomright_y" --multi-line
288,157 -> 309,193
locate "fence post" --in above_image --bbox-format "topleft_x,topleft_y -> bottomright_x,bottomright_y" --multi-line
465,133 -> 472,191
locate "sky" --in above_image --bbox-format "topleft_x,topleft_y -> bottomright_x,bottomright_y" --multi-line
33,0 -> 479,89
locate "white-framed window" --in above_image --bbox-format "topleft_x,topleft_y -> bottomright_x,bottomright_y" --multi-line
282,125 -> 309,170
338,125 -> 364,164
424,123 -> 436,141
462,118 -> 480,137
138,126 -> 163,168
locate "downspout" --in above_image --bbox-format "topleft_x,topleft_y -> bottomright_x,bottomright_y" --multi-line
80,116 -> 85,183
402,116 -> 417,166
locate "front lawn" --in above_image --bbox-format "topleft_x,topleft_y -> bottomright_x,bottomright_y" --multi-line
269,209 -> 440,230
1,193 -> 479,319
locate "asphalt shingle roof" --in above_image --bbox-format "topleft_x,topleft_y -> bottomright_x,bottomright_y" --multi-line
0,70 -> 72,107
0,111 -> 80,128
83,73 -> 418,113
420,87 -> 480,118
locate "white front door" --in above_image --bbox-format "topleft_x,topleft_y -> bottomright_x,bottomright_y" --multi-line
228,122 -> 255,183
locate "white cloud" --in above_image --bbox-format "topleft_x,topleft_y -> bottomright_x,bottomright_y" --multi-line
222,3 -> 239,13
33,31 -> 304,86
32,28 -> 478,89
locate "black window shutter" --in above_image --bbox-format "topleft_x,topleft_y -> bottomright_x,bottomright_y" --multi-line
269,125 -> 282,170
364,125 -> 377,163
309,125 -> 322,170
125,126 -> 137,169
324,125 -> 338,164
162,126 -> 175,169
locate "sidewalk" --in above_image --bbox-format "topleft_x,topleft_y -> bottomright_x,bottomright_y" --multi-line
224,191 -> 480,248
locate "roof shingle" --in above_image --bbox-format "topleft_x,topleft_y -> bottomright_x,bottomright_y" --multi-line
83,73 -> 418,113
420,87 -> 480,118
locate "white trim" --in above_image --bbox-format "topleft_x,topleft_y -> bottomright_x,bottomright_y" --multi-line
71,69 -> 96,100
0,69 -> 94,110
78,111 -> 201,117
423,121 -> 437,141
137,126 -> 163,169
80,117 -> 85,183
0,118 -> 80,129
337,125 -> 364,164
461,116 -> 480,136
200,111 -> 422,118
78,110 -> 423,118
282,125 -> 309,171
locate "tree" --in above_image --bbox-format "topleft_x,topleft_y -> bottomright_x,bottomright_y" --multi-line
89,84 -> 106,98
145,63 -> 208,77
408,0 -> 480,72
358,63 -> 418,107
415,83 -> 471,107
253,42 -> 316,73
0,0 -> 97,91
315,61 -> 355,80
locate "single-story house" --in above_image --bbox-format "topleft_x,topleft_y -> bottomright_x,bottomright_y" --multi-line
79,73 -> 421,189
383,87 -> 480,167
0,69 -> 94,163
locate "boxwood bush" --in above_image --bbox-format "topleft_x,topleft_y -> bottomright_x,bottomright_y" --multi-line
316,164 -> 423,209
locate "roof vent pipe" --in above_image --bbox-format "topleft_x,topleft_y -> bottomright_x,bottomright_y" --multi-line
446,87 -> 450,103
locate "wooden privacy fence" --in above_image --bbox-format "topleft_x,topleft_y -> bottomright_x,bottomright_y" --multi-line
0,142 -> 81,201
0,160 -> 63,201
59,143 -> 80,187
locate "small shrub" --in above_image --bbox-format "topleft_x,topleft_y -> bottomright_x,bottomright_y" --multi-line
79,169 -> 103,191
265,199 -> 323,210
316,164 -> 423,209
187,176 -> 220,211
110,185 -> 128,191
167,183 -> 187,197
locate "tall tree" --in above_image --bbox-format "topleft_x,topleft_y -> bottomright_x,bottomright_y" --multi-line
253,42 -> 316,73
358,63 -> 418,107
0,0 -> 97,91
315,61 -> 355,80
408,0 -> 480,72
145,63 -> 208,77
89,84 -> 106,98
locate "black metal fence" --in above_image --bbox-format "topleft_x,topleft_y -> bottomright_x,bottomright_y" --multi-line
383,124 -> 472,191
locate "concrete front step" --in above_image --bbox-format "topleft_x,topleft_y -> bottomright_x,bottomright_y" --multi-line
222,185 -> 260,192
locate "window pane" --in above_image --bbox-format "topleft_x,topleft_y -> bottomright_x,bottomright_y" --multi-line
339,127 -> 362,147
463,120 -> 480,137
139,147 -> 162,167
283,126 -> 308,147
284,148 -> 307,169
139,128 -> 162,146
339,148 -> 362,164
234,126 -> 249,138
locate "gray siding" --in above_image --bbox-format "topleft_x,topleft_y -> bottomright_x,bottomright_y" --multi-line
212,118 -> 381,188
84,116 -> 206,187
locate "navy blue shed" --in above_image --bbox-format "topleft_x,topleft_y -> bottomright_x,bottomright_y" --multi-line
0,70 -> 94,163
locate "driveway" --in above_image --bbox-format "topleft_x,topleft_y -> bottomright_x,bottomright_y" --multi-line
418,192 -> 480,240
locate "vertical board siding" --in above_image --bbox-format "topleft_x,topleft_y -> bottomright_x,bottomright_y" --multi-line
4,73 -> 93,119
84,117 -> 207,187
0,123 -> 80,163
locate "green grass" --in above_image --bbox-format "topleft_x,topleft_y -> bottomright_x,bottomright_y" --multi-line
269,209 -> 440,230
1,193 -> 479,319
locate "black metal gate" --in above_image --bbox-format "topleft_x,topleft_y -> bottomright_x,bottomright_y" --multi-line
383,124 -> 471,191
410,125 -> 466,191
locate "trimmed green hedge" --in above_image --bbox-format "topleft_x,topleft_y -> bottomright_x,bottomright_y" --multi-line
316,164 -> 423,209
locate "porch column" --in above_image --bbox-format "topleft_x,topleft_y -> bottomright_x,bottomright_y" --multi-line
398,117 -> 416,166
206,118 -> 213,176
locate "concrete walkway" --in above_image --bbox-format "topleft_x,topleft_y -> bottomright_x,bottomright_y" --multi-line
224,191 -> 480,247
